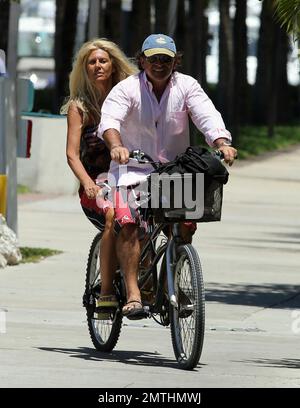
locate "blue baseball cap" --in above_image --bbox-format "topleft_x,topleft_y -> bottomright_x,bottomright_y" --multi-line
142,34 -> 177,58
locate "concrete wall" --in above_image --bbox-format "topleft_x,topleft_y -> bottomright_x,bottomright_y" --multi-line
17,115 -> 78,194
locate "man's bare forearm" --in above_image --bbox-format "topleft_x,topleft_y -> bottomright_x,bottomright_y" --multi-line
103,128 -> 129,164
103,129 -> 123,151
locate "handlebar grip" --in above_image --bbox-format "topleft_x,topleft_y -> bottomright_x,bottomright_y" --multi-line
214,150 -> 225,160
214,150 -> 238,161
129,150 -> 160,170
129,149 -> 145,160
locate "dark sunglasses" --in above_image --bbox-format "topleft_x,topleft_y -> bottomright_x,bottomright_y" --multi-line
145,54 -> 174,64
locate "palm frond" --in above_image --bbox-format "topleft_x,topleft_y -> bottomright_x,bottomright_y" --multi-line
273,0 -> 300,35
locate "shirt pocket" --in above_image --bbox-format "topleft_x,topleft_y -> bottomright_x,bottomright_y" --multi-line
168,111 -> 189,135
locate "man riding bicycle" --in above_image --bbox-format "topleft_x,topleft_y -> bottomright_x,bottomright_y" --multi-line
98,34 -> 237,319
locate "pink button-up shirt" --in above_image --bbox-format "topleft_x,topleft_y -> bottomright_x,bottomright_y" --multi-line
99,71 -> 231,186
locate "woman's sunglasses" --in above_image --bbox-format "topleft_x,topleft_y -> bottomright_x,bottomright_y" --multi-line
145,54 -> 174,64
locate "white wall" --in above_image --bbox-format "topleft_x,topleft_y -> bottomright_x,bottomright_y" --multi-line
17,115 -> 78,194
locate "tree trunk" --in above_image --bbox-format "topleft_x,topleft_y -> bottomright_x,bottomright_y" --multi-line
174,0 -> 185,54
154,0 -> 169,33
188,0 -> 208,88
276,26 -> 290,123
254,0 -> 290,134
54,0 -> 79,113
0,0 -> 10,55
233,0 -> 248,141
104,0 -> 121,44
120,0 -> 131,54
218,0 -> 235,137
128,0 -> 151,57
254,0 -> 274,125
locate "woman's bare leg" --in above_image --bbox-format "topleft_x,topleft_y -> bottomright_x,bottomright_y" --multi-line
99,209 -> 117,296
116,224 -> 141,305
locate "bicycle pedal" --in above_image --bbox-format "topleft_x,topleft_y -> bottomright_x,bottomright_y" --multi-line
143,306 -> 151,317
143,305 -> 151,315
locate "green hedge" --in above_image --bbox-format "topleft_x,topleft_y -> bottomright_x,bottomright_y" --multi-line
237,126 -> 300,159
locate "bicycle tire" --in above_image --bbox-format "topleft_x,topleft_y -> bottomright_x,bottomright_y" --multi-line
85,232 -> 123,352
169,244 -> 205,370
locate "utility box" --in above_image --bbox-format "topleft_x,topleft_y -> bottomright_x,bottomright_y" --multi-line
1,47 -> 34,229
0,75 -> 15,224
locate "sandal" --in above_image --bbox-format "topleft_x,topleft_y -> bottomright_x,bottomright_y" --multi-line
122,300 -> 148,320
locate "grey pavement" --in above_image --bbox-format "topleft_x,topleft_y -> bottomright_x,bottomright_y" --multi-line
1,146 -> 300,388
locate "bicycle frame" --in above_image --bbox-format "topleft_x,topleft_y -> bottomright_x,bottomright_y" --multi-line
165,223 -> 182,308
138,218 -> 183,316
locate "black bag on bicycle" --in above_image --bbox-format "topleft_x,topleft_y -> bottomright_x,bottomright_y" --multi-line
149,146 -> 229,223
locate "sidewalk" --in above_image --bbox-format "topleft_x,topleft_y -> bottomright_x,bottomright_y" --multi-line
1,146 -> 300,388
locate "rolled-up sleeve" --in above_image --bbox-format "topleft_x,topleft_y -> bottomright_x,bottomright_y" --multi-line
98,81 -> 132,140
186,77 -> 231,146
98,115 -> 121,138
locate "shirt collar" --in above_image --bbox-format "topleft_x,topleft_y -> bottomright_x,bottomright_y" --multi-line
142,71 -> 153,92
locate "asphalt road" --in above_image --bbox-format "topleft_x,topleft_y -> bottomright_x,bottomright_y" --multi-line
1,146 -> 300,388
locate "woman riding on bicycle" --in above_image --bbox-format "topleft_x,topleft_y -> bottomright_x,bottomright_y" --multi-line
61,38 -> 138,309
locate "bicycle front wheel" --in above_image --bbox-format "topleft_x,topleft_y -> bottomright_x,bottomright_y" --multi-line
170,244 -> 205,370
84,232 -> 123,352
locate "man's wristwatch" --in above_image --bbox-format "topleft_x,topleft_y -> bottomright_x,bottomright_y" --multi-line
110,144 -> 123,151
217,141 -> 232,147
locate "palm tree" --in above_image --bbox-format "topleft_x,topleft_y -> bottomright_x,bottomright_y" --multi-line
254,0 -> 273,125
0,0 -> 11,54
254,0 -> 290,135
174,0 -> 186,53
129,0 -> 151,56
233,0 -> 248,131
218,0 -> 235,136
104,0 -> 121,44
54,0 -> 79,113
273,0 -> 300,37
273,0 -> 300,120
154,0 -> 169,33
187,0 -> 209,88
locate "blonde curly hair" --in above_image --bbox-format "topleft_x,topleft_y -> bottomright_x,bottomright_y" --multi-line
61,38 -> 138,125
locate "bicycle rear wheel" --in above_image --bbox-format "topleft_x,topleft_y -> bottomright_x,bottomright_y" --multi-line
170,244 -> 205,370
84,232 -> 124,352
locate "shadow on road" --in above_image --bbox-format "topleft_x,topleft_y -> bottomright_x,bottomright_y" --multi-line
205,283 -> 300,309
37,346 -> 204,370
236,358 -> 300,369
214,231 -> 300,253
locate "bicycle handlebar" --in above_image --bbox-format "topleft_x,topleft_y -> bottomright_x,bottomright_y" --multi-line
129,148 -> 225,167
214,150 -> 225,161
129,150 -> 160,170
